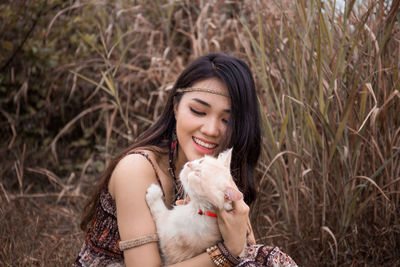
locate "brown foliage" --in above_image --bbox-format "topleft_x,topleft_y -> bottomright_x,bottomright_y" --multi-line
1,0 -> 399,266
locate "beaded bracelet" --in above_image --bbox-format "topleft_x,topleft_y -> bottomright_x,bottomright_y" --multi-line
206,245 -> 232,267
206,242 -> 241,266
217,242 -> 241,265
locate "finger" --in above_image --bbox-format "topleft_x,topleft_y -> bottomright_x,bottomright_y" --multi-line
175,199 -> 185,205
175,196 -> 191,206
230,199 -> 250,215
224,187 -> 242,201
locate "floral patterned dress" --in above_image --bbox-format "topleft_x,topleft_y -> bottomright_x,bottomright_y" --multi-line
73,152 -> 297,267
73,187 -> 123,266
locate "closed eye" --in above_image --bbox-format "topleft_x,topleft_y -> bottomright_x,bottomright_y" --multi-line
190,107 -> 206,116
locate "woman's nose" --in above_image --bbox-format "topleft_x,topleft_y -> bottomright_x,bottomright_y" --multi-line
201,118 -> 220,137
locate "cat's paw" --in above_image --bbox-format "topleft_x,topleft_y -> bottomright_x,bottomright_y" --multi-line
146,183 -> 163,204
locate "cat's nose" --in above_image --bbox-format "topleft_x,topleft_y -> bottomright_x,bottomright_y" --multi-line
187,163 -> 192,168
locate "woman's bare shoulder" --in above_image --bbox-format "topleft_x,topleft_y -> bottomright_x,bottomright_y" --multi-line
110,149 -> 164,265
108,150 -> 161,197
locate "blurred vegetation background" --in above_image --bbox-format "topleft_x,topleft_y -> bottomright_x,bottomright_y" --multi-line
1,0 -> 399,266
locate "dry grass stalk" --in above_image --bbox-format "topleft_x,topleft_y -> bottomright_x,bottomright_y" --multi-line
0,0 -> 399,266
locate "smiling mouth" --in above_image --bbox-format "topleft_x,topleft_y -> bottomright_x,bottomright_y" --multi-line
192,137 -> 218,149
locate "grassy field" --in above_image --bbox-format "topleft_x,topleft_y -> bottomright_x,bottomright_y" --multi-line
1,0 -> 399,266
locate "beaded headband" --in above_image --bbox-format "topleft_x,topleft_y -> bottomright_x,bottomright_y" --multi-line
176,87 -> 230,97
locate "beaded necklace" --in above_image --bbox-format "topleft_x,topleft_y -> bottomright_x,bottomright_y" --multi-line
168,130 -> 184,201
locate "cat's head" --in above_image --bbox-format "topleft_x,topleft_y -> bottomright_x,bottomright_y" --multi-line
179,148 -> 243,210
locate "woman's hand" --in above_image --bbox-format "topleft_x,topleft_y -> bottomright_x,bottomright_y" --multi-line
175,188 -> 250,257
217,197 -> 250,257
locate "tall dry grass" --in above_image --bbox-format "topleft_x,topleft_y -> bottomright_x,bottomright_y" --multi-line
244,0 -> 400,265
0,0 -> 399,266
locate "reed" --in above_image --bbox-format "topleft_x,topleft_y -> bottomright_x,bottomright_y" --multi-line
244,0 -> 400,265
0,0 -> 398,265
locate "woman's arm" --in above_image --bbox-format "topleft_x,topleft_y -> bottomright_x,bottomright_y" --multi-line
110,153 -> 163,266
247,218 -> 256,245
110,154 -> 220,267
217,198 -> 250,257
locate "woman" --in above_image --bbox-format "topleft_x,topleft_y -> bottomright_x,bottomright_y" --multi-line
74,53 -> 297,266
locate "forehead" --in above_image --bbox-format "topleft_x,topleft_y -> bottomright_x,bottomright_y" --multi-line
179,78 -> 231,109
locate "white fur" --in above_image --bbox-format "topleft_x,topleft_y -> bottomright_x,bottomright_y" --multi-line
145,148 -> 242,265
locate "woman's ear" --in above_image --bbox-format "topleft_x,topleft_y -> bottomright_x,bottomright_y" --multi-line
173,104 -> 177,119
173,100 -> 180,120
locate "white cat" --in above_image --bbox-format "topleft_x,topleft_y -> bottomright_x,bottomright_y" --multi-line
145,148 -> 243,265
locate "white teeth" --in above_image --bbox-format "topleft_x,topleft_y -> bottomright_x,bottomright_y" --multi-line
193,137 -> 217,149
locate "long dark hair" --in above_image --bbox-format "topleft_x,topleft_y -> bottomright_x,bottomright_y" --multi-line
80,53 -> 261,230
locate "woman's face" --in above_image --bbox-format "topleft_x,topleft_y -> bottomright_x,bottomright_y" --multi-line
174,78 -> 231,164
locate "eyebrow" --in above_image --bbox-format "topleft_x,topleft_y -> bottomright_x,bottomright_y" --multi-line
192,98 -> 231,113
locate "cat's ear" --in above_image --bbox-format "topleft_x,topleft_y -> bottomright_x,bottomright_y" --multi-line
218,148 -> 233,168
224,186 -> 243,201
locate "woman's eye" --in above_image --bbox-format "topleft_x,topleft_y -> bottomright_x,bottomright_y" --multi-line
222,118 -> 229,124
190,107 -> 206,116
